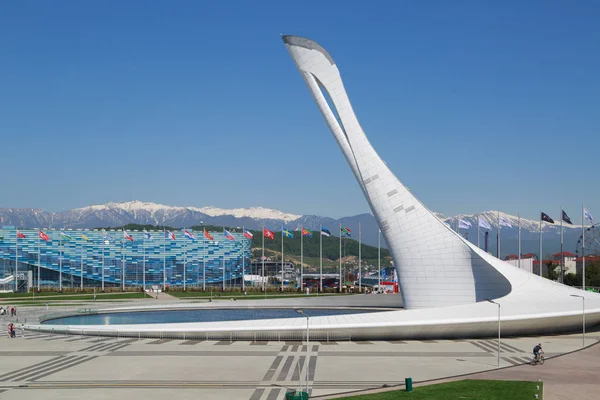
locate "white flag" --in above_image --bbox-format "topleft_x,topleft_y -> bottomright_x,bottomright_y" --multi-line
459,219 -> 472,229
584,208 -> 593,224
499,216 -> 512,228
478,217 -> 492,230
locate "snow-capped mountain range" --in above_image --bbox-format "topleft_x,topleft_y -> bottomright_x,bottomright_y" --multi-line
0,201 -> 592,257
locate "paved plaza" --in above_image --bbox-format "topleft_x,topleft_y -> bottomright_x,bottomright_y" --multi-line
0,304 -> 596,400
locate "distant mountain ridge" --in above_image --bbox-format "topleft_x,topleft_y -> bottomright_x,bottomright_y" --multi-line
0,201 -> 592,257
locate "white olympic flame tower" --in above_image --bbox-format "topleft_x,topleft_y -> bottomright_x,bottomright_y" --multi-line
283,35 -> 513,309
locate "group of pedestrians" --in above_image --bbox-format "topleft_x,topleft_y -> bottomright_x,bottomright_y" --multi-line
0,306 -> 17,317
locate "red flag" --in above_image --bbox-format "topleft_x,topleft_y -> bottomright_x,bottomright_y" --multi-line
243,229 -> 253,239
16,231 -> 26,239
263,228 -> 275,240
123,230 -> 134,242
204,228 -> 214,240
38,230 -> 50,241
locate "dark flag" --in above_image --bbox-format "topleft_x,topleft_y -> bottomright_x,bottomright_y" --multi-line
561,210 -> 573,224
541,212 -> 554,224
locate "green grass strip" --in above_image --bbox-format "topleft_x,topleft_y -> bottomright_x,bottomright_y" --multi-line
342,380 -> 542,400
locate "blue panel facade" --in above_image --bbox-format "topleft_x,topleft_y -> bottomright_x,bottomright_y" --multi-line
0,227 -> 251,288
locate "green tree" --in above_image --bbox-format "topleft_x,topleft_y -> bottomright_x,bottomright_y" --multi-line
545,261 -> 559,281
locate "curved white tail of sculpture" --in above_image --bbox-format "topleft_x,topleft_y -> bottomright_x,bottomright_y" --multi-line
284,35 -> 516,309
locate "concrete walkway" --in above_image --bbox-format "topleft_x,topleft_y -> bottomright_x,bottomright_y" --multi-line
319,337 -> 598,400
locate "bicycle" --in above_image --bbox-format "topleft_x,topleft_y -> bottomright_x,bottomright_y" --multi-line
531,354 -> 545,365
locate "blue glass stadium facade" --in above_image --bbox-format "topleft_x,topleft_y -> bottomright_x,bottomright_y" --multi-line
0,227 -> 251,289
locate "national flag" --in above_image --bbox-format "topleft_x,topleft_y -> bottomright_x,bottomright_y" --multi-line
459,219 -> 472,229
341,226 -> 352,237
562,210 -> 573,225
263,228 -> 275,240
478,217 -> 492,230
584,208 -> 594,224
165,230 -> 176,240
102,230 -> 113,244
321,227 -> 331,237
224,229 -> 235,241
61,231 -> 73,240
301,228 -> 312,238
243,229 -> 253,239
143,231 -> 153,241
541,212 -> 554,224
81,233 -> 90,242
499,216 -> 512,228
283,229 -> 294,239
16,231 -> 26,239
38,230 -> 50,241
123,230 -> 134,242
204,228 -> 214,240
184,229 -> 196,240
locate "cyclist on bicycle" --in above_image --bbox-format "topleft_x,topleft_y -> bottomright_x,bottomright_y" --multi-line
533,343 -> 543,360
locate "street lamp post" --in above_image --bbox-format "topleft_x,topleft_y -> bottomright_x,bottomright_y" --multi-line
295,309 -> 310,395
570,294 -> 585,347
486,299 -> 501,367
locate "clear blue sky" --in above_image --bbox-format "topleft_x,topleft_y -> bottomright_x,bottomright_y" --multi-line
1,0 -> 598,221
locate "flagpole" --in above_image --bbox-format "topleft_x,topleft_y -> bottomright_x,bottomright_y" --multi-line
162,229 -> 166,291
319,226 -> 323,292
339,223 -> 342,293
122,233 -> 125,291
378,228 -> 381,288
358,222 -> 362,293
582,204 -> 586,291
497,211 -> 501,259
281,228 -> 284,292
59,234 -> 62,291
300,227 -> 303,292
15,231 -> 19,292
143,233 -> 146,291
80,234 -> 84,290
37,230 -> 41,291
101,233 -> 105,292
262,226 -> 265,291
242,226 -> 245,292
560,208 -> 564,283
477,217 -> 480,249
183,227 -> 187,291
203,229 -> 206,291
518,214 -> 521,269
222,227 -> 226,291
539,214 -> 543,277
